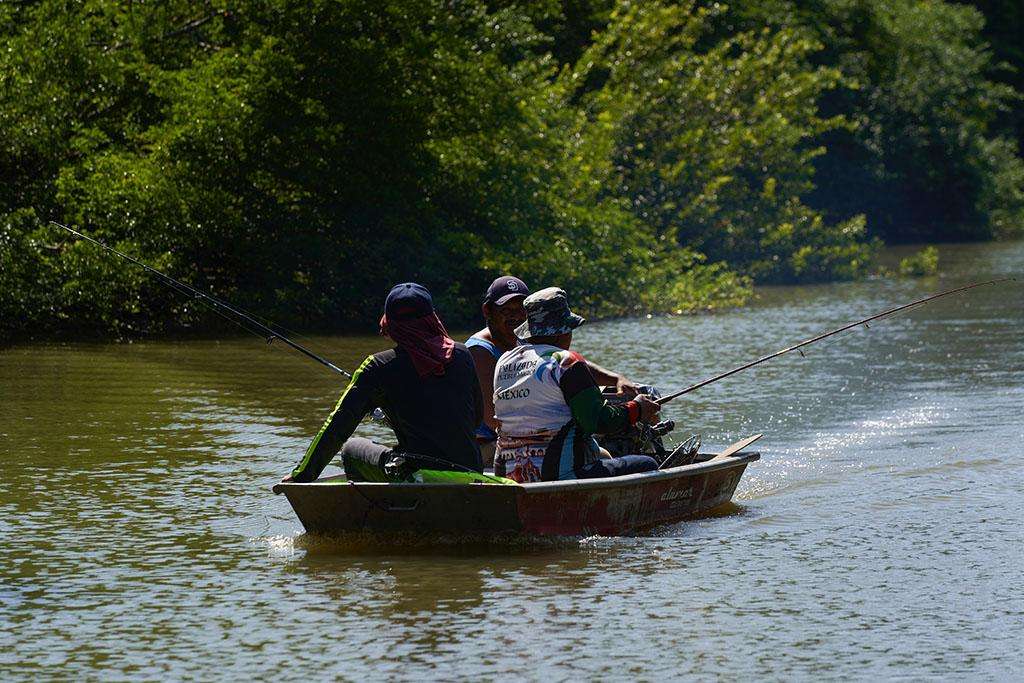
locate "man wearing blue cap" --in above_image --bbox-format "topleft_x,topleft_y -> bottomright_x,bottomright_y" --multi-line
284,283 -> 487,483
466,275 -> 531,467
467,275 -> 641,467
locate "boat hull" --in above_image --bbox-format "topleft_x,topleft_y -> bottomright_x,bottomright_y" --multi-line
273,451 -> 758,537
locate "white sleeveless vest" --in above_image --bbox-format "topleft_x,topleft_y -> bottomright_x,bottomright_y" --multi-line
492,343 -> 573,438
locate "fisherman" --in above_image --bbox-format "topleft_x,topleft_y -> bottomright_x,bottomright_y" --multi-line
283,282 -> 485,483
492,287 -> 660,482
467,275 -> 641,467
465,275 -> 529,467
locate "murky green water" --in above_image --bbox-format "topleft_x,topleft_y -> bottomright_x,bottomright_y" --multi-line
2,242 -> 1022,679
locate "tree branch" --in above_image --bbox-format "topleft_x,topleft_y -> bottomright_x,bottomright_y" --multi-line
101,8 -> 231,53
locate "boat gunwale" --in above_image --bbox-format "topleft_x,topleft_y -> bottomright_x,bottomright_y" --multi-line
271,451 -> 759,495
519,451 -> 758,492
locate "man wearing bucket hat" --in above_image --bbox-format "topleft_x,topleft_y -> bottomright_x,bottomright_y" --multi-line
284,282 -> 497,484
467,276 -> 640,468
491,287 -> 660,482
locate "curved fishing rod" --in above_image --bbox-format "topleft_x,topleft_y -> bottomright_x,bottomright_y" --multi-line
50,220 -> 351,378
51,222 -> 499,479
656,278 -> 1014,405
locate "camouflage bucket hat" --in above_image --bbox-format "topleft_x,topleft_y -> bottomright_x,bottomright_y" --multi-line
514,286 -> 586,339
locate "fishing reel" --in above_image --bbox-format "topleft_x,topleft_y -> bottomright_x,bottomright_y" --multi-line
599,385 -> 673,458
383,454 -> 417,482
597,385 -> 701,465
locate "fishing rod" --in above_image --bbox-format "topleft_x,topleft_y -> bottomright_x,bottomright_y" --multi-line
656,278 -> 1014,405
50,220 -> 351,378
52,222 -> 498,479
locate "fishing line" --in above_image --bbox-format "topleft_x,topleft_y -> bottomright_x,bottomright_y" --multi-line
51,220 -> 351,378
774,296 -> 935,360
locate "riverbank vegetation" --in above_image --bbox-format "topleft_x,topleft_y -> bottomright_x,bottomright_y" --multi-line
2,1 -> 1022,341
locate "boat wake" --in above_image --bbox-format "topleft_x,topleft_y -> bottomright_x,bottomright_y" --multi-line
251,530 -> 589,556
737,403 -> 948,501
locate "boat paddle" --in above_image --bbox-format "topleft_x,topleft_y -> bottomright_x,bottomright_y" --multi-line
656,278 -> 1015,406
712,433 -> 763,459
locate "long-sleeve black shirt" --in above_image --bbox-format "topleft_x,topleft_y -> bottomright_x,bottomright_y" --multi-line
290,343 -> 483,482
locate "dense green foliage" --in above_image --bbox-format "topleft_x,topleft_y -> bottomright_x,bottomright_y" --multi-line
898,246 -> 940,277
723,0 -> 1024,242
963,0 -> 1024,152
1,0 -> 1021,341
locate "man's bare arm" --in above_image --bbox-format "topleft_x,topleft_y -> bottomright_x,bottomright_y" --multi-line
584,359 -> 639,397
469,345 -> 501,431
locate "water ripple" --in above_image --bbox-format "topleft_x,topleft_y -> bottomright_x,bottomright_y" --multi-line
2,242 -> 1023,678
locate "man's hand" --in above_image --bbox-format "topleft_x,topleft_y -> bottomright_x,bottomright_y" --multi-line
635,394 -> 661,424
280,474 -> 294,483
615,376 -> 640,398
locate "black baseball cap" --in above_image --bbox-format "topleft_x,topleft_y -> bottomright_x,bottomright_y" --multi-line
484,275 -> 530,306
384,282 -> 434,321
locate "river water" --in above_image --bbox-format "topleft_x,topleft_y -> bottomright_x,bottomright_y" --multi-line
1,242 -> 1022,679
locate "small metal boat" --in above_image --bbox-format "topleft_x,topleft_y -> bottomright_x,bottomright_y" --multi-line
273,442 -> 760,537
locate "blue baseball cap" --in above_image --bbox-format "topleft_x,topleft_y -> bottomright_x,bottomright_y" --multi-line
384,282 -> 434,321
485,275 -> 530,306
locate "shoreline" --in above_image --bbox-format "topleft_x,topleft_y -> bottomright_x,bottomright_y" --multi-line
4,238 -> 1017,348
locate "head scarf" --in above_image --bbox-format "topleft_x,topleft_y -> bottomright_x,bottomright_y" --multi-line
379,312 -> 456,378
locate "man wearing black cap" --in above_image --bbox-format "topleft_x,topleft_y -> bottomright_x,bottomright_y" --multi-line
284,283 -> 487,483
466,275 -> 531,466
467,275 -> 641,467
492,287 -> 660,482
